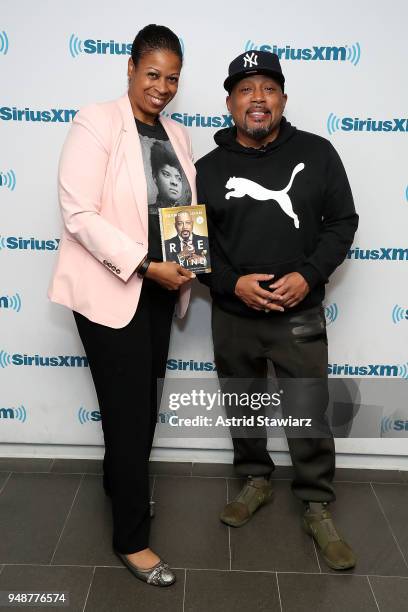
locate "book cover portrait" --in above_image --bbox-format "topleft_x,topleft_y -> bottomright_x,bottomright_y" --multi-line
159,205 -> 211,274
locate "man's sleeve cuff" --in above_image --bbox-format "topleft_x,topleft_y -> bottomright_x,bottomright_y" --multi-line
223,272 -> 240,295
296,264 -> 324,290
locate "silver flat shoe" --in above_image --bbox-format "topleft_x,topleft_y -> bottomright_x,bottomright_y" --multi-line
114,551 -> 176,586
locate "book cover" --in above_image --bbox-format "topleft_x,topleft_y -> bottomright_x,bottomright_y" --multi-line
159,205 -> 211,274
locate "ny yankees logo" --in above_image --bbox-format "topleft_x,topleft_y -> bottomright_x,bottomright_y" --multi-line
225,163 -> 305,229
243,52 -> 258,68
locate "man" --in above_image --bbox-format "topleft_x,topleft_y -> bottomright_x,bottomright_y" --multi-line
165,210 -> 209,270
196,51 -> 358,570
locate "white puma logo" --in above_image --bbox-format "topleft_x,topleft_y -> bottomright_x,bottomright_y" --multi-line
225,162 -> 305,229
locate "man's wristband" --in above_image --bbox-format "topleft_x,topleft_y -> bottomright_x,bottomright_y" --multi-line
137,257 -> 151,278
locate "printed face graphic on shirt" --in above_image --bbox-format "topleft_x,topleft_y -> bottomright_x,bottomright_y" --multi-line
155,163 -> 183,202
225,162 -> 304,229
138,135 -> 192,214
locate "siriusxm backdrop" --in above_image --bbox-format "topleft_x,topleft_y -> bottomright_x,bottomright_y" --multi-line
1,0 -> 407,461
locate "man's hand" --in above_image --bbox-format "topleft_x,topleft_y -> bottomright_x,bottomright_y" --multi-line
235,274 -> 284,312
268,272 -> 310,308
146,261 -> 195,290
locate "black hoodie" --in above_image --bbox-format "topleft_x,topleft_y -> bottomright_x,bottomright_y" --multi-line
195,118 -> 358,317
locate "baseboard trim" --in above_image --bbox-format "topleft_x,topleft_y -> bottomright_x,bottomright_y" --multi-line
1,443 -> 408,471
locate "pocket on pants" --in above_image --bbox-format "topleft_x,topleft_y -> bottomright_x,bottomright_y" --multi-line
289,306 -> 327,345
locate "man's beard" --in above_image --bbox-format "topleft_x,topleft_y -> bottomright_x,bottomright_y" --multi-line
242,115 -> 274,141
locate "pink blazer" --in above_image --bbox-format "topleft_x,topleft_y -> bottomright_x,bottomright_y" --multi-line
48,94 -> 197,328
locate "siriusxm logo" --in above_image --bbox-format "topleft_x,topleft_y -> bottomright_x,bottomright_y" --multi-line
0,107 -> 78,123
329,362 -> 408,379
69,34 -> 184,58
381,417 -> 408,435
167,359 -> 216,372
245,40 -> 361,65
0,30 -> 9,55
0,169 -> 16,191
392,305 -> 408,324
0,350 -> 88,368
69,34 -> 132,58
347,247 -> 408,261
0,405 -> 26,422
77,407 -> 175,424
327,113 -> 408,135
0,236 -> 59,251
0,293 -> 22,312
78,406 -> 101,424
162,111 -> 233,128
324,303 -> 338,326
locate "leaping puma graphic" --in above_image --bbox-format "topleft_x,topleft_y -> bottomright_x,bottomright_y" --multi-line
225,162 -> 305,228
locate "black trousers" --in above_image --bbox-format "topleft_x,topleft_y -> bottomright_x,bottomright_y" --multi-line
73,279 -> 177,554
212,302 -> 335,503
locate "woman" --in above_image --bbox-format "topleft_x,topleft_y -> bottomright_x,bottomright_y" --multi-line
48,24 -> 196,586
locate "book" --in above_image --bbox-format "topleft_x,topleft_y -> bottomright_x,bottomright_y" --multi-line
158,205 -> 211,274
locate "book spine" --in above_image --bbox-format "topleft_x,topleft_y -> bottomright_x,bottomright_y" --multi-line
158,208 -> 167,262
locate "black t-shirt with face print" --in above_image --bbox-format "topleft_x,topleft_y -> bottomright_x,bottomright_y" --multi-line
135,118 -> 192,261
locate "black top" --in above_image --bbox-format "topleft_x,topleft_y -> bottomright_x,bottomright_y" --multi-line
196,117 -> 359,317
135,118 -> 192,261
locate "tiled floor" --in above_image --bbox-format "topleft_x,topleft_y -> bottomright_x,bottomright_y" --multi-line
0,459 -> 408,611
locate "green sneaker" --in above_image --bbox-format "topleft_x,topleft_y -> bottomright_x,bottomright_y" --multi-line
220,476 -> 273,527
302,502 -> 356,570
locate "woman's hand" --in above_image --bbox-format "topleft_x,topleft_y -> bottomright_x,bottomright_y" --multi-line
145,261 -> 195,290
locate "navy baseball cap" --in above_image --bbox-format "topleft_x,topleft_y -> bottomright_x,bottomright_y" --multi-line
224,50 -> 285,94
